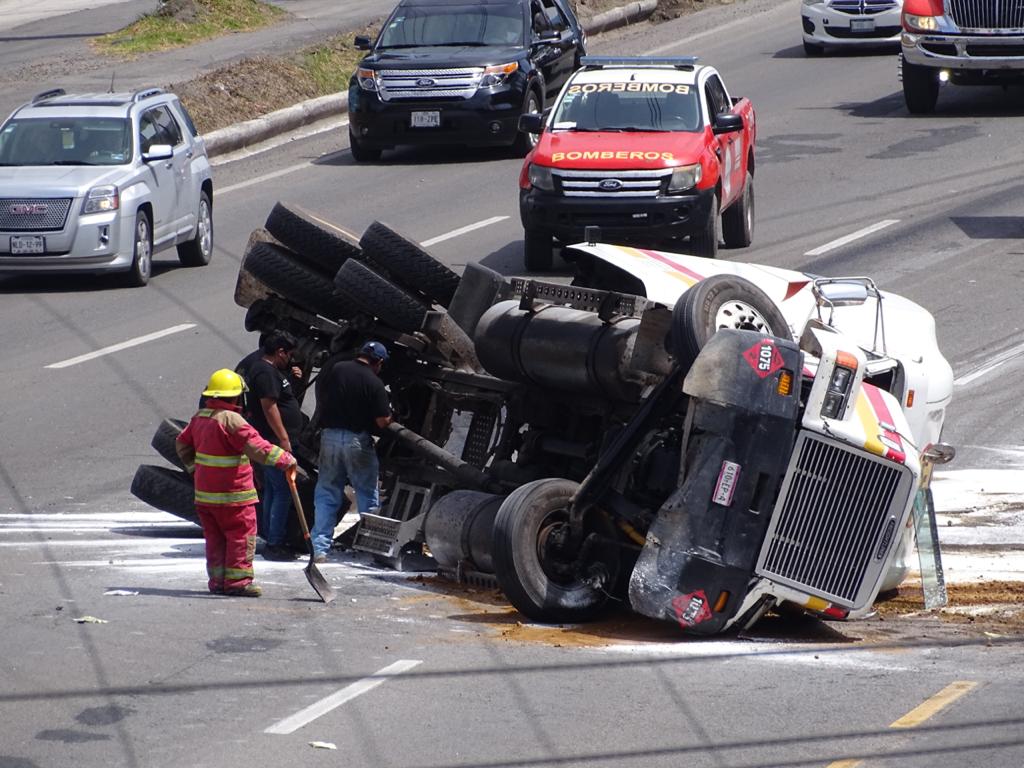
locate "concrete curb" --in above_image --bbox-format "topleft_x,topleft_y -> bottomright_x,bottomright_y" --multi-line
203,1 -> 659,157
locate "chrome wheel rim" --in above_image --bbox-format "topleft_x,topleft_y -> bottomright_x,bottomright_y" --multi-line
135,216 -> 151,279
526,94 -> 540,148
198,199 -> 212,258
715,300 -> 773,333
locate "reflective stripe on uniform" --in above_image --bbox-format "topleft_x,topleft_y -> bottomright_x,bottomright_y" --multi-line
224,566 -> 254,580
197,409 -> 215,417
194,488 -> 259,505
267,446 -> 284,464
195,451 -> 251,467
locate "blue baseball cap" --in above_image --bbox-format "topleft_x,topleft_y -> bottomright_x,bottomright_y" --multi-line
359,341 -> 389,362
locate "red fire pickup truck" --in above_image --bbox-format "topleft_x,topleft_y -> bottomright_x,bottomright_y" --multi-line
518,56 -> 756,270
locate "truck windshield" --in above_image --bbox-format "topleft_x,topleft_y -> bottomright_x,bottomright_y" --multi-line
551,85 -> 703,133
0,117 -> 132,166
379,4 -> 525,47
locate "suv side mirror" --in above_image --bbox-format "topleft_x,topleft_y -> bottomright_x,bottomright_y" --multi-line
534,28 -> 560,44
712,112 -> 743,135
354,35 -> 371,50
143,144 -> 173,162
518,112 -> 544,134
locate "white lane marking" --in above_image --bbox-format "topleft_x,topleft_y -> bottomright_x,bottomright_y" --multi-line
217,163 -> 320,195
954,340 -> 1024,387
647,4 -> 788,53
264,659 -> 422,735
803,220 -> 899,257
421,216 -> 510,247
45,324 -> 196,369
210,117 -> 349,168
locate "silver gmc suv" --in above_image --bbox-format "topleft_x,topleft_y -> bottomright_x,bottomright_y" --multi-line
0,87 -> 213,286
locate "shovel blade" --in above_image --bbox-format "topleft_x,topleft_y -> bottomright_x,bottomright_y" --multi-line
304,562 -> 336,604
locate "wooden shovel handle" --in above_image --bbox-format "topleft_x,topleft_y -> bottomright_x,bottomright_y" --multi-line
285,465 -> 312,540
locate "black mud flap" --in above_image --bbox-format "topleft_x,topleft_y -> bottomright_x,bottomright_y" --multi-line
628,329 -> 802,634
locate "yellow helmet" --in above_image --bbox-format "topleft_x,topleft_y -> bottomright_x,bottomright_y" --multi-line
202,368 -> 248,398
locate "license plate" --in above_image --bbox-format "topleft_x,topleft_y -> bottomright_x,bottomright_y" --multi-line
10,235 -> 44,254
410,111 -> 440,128
850,18 -> 875,31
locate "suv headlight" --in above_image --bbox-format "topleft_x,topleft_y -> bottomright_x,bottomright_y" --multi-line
357,68 -> 379,92
667,164 -> 701,193
83,185 -> 119,214
480,62 -> 518,88
528,164 -> 554,191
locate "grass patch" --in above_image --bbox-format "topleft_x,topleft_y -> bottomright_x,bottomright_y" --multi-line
301,34 -> 372,95
93,0 -> 286,57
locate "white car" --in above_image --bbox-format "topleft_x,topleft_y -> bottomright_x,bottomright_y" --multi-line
801,0 -> 904,56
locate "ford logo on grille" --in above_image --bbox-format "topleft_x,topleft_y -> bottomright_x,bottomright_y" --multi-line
598,179 -> 623,191
416,78 -> 436,87
9,203 -> 47,215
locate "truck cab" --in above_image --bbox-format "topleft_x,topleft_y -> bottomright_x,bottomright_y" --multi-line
518,56 -> 756,270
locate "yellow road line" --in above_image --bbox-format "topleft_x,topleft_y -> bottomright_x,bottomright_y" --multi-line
890,681 -> 978,729
825,680 -> 978,767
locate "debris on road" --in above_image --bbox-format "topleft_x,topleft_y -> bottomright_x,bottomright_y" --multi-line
73,616 -> 108,624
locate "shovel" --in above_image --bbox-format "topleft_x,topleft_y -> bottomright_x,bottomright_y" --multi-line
285,466 -> 335,604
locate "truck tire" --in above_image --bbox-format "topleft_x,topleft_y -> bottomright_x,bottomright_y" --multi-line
130,464 -> 198,525
721,172 -> 754,249
358,221 -> 461,307
901,55 -> 939,114
151,418 -> 188,470
690,194 -> 720,258
669,275 -> 790,368
177,191 -> 213,267
333,258 -> 428,333
523,228 -> 554,272
243,240 -> 355,321
513,88 -> 542,156
492,478 -> 618,623
264,201 -> 362,277
349,128 -> 382,162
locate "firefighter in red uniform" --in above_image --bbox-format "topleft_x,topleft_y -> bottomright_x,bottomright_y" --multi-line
176,369 -> 297,597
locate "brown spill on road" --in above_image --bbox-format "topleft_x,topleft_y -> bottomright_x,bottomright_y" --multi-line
401,575 -> 1024,648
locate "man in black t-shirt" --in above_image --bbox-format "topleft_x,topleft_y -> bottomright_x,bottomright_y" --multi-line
236,330 -> 304,561
311,341 -> 392,561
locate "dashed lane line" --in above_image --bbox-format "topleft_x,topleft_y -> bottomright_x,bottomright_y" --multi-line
45,323 -> 196,369
954,340 -> 1024,387
824,681 -> 979,767
264,659 -> 423,735
804,220 -> 899,257
421,216 -> 510,247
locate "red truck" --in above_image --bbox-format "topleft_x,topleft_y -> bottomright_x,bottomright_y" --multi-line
517,56 -> 756,270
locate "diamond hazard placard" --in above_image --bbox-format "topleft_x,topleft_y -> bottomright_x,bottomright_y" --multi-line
743,338 -> 784,379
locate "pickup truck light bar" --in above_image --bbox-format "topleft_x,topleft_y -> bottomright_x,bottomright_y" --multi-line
580,56 -> 699,70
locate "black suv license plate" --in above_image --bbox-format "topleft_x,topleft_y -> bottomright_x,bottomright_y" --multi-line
10,235 -> 44,255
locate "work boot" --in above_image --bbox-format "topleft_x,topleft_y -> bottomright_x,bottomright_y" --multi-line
225,583 -> 262,598
263,544 -> 299,562
313,553 -> 328,564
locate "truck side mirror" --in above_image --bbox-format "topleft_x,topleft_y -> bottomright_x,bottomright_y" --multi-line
711,112 -> 743,135
354,35 -> 371,50
518,112 -> 544,134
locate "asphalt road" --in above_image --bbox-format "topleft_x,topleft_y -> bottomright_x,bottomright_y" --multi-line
2,0 -> 1024,766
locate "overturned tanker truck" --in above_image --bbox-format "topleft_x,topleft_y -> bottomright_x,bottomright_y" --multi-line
132,202 -> 954,634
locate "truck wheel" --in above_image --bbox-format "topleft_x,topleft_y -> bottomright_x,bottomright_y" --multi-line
358,221 -> 461,307
512,89 -> 542,156
151,418 -> 187,470
492,478 -> 618,623
721,172 -> 754,249
669,274 -> 790,368
243,240 -> 355,321
125,210 -> 152,287
130,464 -> 198,525
523,228 -> 554,271
901,55 -> 939,114
333,258 -> 429,333
689,194 -> 720,258
349,129 -> 382,162
265,201 -> 362,277
177,191 -> 213,267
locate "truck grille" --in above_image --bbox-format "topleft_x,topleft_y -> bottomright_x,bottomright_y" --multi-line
0,198 -> 72,232
552,168 -> 671,198
377,68 -> 482,101
945,0 -> 1024,31
756,432 -> 915,609
827,0 -> 899,15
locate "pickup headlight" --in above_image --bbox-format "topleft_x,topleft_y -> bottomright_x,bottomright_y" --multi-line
820,351 -> 858,420
667,164 -> 701,193
357,67 -> 379,92
82,185 -> 119,214
528,164 -> 554,191
903,12 -> 940,31
480,62 -> 518,88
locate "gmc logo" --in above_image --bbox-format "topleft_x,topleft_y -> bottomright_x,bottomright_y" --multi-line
9,203 -> 47,215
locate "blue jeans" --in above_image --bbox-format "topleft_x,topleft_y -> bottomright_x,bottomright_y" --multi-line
312,428 -> 380,555
261,465 -> 291,547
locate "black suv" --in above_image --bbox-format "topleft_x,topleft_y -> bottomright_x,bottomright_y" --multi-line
347,0 -> 586,161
